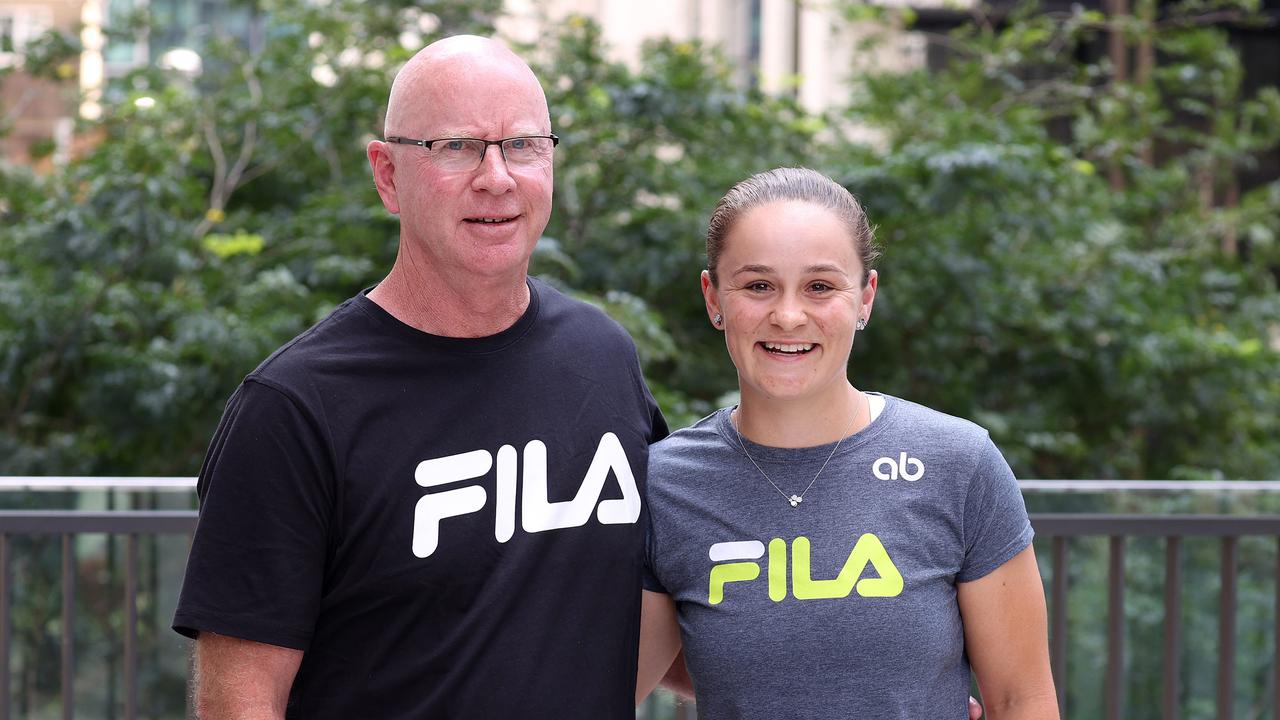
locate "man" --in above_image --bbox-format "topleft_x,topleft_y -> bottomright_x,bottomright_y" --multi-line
174,35 -> 666,719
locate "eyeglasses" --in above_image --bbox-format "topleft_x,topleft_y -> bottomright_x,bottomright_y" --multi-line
384,134 -> 559,173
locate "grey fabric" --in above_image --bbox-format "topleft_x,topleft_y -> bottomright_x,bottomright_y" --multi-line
644,394 -> 1033,720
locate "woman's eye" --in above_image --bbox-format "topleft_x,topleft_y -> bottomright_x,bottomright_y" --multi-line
748,282 -> 771,292
810,282 -> 832,292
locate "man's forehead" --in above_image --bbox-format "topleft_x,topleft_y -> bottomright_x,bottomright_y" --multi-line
386,35 -> 545,136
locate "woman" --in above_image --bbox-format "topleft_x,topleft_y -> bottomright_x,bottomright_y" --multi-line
637,168 -> 1057,719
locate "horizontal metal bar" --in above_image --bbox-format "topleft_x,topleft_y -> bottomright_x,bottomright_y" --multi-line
0,511 -> 1276,538
0,477 -> 196,491
0,512 -> 197,534
6,477 -> 1280,494
1020,480 -> 1280,492
1032,515 -> 1280,537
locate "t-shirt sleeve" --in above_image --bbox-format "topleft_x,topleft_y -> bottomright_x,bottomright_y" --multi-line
642,514 -> 670,594
172,378 -> 334,650
957,436 -> 1034,583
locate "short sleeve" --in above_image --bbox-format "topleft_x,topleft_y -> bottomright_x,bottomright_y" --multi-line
957,436 -> 1034,583
172,379 -> 335,650
642,514 -> 669,594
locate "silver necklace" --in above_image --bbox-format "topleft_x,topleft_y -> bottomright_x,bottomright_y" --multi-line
731,392 -> 867,508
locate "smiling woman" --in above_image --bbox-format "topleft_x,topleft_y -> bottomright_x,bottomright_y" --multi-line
636,167 -> 1060,720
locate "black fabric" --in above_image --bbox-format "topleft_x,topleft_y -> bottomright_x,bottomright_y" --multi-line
174,279 -> 668,719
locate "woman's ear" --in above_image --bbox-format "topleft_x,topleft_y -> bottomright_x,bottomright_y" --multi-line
861,269 -> 878,321
701,270 -> 723,329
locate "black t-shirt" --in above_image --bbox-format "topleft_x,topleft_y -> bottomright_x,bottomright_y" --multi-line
173,279 -> 668,719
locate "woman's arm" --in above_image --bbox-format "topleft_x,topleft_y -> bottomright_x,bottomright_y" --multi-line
636,590 -> 683,705
958,545 -> 1059,720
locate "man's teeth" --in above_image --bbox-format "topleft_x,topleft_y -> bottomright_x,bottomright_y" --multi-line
468,217 -> 514,223
764,342 -> 814,353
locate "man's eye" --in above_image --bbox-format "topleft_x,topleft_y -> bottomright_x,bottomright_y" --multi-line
441,140 -> 471,152
507,138 -> 529,150
810,282 -> 832,292
748,282 -> 771,292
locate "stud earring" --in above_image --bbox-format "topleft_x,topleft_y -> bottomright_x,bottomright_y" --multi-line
856,318 -> 867,331
713,314 -> 723,327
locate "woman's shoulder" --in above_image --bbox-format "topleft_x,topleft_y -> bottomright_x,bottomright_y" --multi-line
651,407 -> 731,459
876,393 -> 993,452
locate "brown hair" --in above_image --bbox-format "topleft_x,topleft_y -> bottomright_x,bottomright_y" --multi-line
705,167 -> 879,286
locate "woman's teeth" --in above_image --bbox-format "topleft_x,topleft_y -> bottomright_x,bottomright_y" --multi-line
763,342 -> 814,354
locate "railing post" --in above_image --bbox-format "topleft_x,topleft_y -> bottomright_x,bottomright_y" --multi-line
1106,535 -> 1125,720
0,533 -> 9,720
61,534 -> 75,720
125,534 -> 139,720
1051,536 -> 1068,716
1217,537 -> 1237,720
1162,536 -> 1181,720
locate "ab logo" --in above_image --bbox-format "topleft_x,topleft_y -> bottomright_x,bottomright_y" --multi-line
873,453 -> 925,481
707,534 -> 903,605
411,432 -> 639,558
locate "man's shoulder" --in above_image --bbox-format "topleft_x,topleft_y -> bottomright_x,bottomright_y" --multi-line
530,277 -> 635,349
249,293 -> 375,388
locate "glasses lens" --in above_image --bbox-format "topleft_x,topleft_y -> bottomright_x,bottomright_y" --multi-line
501,137 -> 555,168
431,139 -> 485,171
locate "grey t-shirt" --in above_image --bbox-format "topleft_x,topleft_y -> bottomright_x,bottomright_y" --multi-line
643,394 -> 1033,720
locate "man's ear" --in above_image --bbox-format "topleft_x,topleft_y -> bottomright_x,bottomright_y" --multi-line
368,141 -> 400,215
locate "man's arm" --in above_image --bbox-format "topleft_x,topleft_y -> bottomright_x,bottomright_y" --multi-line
636,590 -> 682,705
193,632 -> 303,720
958,546 -> 1059,720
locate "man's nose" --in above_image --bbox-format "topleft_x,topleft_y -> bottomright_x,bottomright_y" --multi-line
472,146 -> 517,194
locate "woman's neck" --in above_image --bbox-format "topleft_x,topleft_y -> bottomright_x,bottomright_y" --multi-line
734,383 -> 866,448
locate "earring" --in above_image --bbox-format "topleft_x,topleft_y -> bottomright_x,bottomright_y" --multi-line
713,314 -> 723,327
856,318 -> 867,331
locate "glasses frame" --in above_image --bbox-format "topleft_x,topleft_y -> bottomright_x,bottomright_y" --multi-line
383,134 -> 560,170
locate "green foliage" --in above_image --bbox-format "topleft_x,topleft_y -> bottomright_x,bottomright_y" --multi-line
535,17 -> 822,425
831,0 -> 1280,482
2,0 -> 1274,480
0,0 -> 1277,717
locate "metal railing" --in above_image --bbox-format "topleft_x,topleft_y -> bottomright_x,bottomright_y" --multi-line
0,479 -> 1277,719
0,511 -> 196,720
1034,514 -> 1280,720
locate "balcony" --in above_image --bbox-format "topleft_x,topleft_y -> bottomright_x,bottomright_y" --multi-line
0,478 -> 1276,719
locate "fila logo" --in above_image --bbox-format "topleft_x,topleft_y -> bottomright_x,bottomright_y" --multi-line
873,453 -> 925,481
411,432 -> 639,558
707,534 -> 903,605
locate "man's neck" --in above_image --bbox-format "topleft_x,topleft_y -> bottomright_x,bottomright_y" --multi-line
368,260 -> 531,338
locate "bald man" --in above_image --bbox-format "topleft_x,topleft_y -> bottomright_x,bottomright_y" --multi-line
173,36 -> 667,718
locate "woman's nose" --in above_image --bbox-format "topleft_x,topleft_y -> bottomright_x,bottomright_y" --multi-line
769,296 -> 807,330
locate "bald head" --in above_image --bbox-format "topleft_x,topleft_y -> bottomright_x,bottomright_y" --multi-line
384,35 -> 548,138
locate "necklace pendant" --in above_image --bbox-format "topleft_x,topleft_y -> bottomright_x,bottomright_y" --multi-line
789,495 -> 802,507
